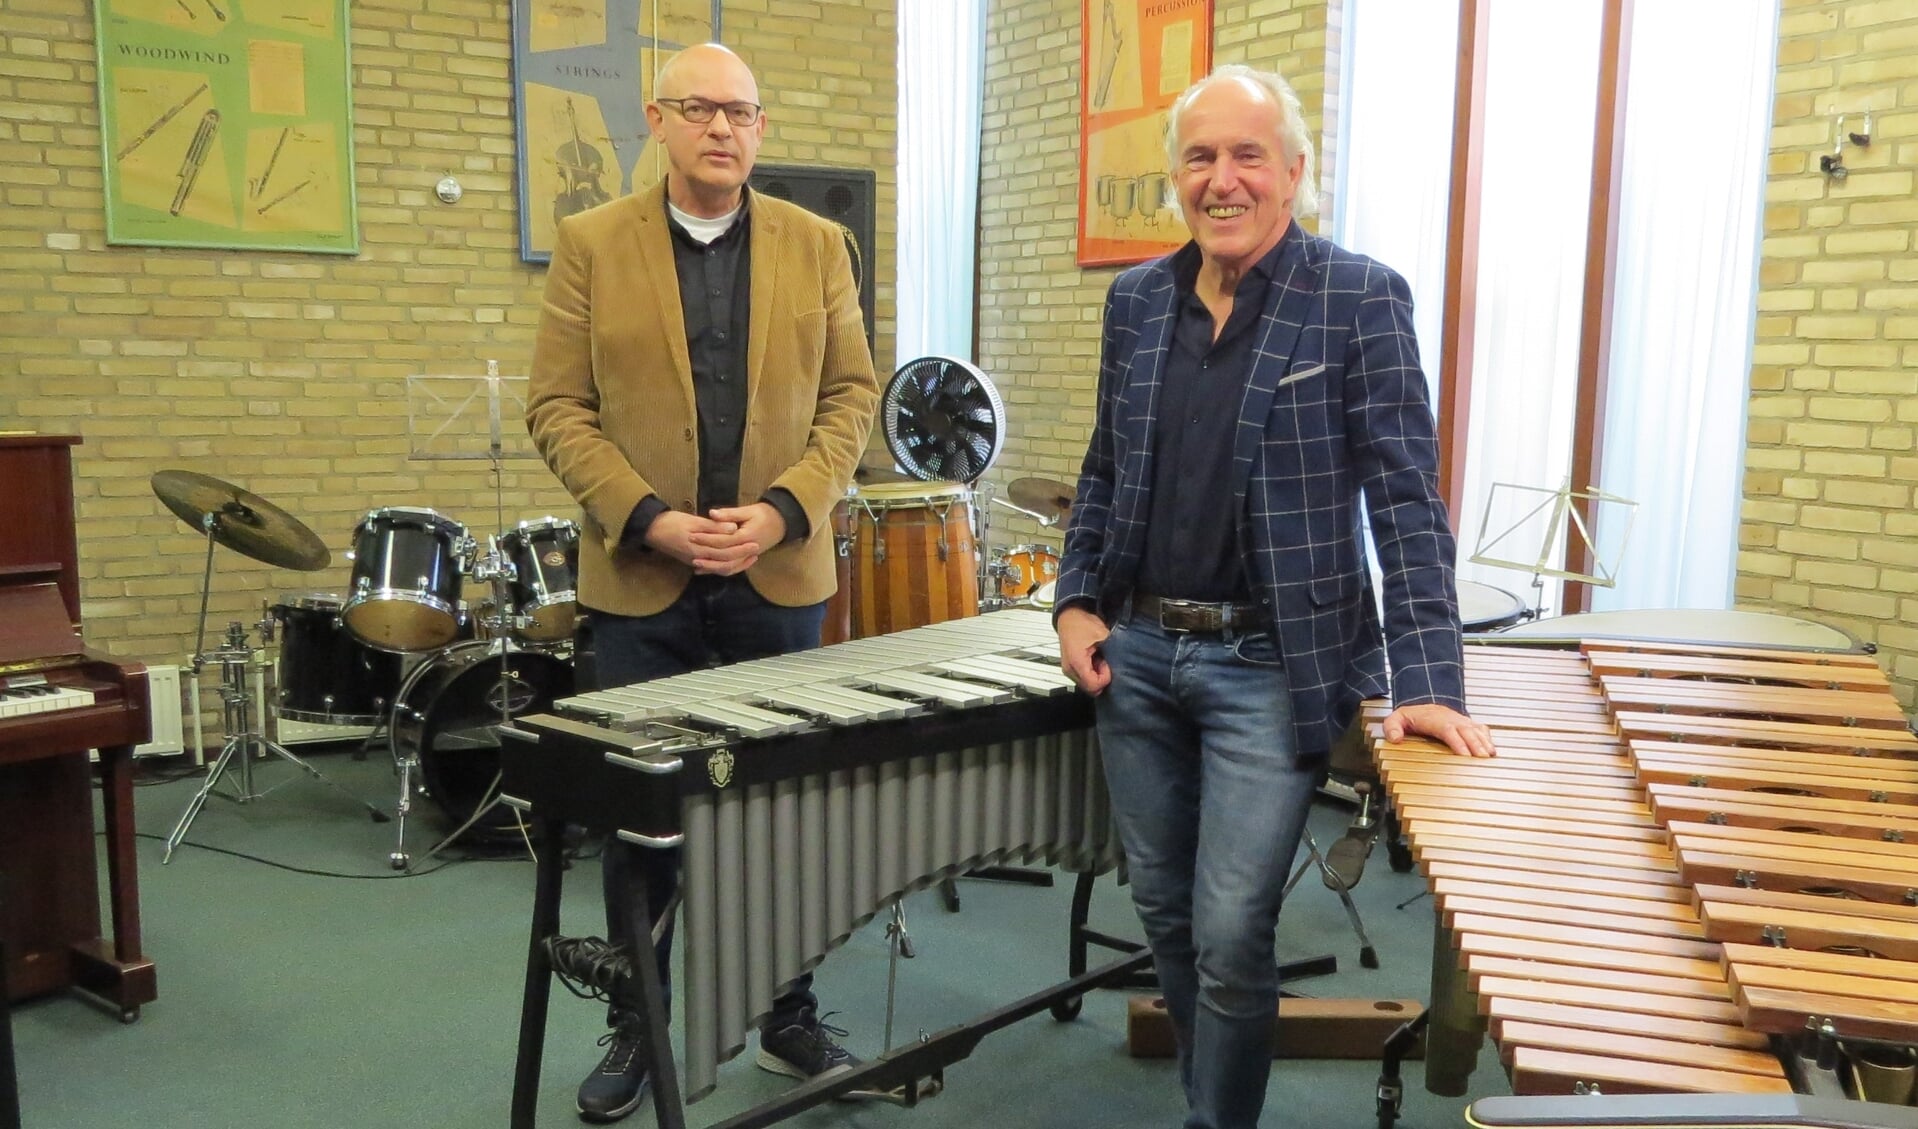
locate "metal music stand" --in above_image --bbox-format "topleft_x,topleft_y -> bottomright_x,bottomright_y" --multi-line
1469,476 -> 1636,617
151,471 -> 391,863
392,368 -> 547,870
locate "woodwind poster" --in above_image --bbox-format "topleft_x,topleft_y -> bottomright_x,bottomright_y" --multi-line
1078,0 -> 1211,267
95,0 -> 359,254
511,0 -> 718,264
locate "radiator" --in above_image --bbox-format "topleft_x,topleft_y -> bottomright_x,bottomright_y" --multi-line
136,664 -> 185,757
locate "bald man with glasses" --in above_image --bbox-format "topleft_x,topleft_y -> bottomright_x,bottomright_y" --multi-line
528,42 -> 879,1124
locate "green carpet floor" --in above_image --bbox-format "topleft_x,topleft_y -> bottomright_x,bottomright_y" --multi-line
14,748 -> 1507,1128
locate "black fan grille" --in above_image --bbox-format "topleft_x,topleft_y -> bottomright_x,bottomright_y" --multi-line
883,357 -> 1005,483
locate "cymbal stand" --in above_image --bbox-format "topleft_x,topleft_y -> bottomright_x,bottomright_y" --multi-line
974,480 -> 1012,612
164,533 -> 391,862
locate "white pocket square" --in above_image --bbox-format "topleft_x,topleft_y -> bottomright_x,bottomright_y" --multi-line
1277,363 -> 1326,387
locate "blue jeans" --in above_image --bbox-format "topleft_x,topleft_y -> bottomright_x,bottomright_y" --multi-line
1094,615 -> 1322,1129
587,574 -> 827,1033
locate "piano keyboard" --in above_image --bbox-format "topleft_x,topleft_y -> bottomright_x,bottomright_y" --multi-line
0,678 -> 96,719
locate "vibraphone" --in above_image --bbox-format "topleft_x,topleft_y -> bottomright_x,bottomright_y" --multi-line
1369,631 -> 1918,1120
496,609 -> 1130,1129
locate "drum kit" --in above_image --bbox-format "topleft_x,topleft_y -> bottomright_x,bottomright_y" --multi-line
151,471 -> 579,869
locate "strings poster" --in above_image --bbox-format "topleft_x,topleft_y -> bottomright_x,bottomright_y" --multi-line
511,0 -> 718,263
95,0 -> 359,254
1077,0 -> 1212,267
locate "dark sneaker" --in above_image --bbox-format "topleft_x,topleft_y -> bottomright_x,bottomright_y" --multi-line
576,1018 -> 650,1124
755,1008 -> 861,1083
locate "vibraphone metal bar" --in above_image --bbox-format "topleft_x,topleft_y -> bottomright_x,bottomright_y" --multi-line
1374,629 -> 1918,1110
497,610 -> 1133,1129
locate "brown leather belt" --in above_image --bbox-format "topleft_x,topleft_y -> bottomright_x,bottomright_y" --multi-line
1131,592 -> 1269,634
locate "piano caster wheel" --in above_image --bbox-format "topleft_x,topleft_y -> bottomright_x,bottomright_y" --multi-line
390,852 -> 409,871
1049,995 -> 1082,1021
119,1007 -> 139,1025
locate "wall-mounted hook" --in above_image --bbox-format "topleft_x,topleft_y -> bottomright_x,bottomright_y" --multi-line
1820,115 -> 1849,179
1848,109 -> 1872,148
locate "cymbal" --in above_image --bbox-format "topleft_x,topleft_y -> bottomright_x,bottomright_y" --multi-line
151,469 -> 330,571
1007,477 -> 1076,525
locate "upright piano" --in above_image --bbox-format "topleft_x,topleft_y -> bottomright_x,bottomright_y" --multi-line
0,435 -> 155,1020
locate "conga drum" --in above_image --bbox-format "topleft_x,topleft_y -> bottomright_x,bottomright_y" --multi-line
847,480 -> 978,638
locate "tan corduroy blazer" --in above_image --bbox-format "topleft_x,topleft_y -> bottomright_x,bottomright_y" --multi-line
526,183 -> 878,617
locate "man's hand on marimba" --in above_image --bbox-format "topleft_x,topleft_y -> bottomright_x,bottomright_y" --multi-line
1382,703 -> 1495,758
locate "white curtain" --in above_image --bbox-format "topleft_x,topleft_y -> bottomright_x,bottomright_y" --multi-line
1589,0 -> 1776,612
1452,0 -> 1603,617
1333,0 -> 1459,389
1342,0 -> 1774,622
896,0 -> 986,364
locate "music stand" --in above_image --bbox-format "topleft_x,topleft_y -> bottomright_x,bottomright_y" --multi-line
1468,476 -> 1636,617
391,369 -> 547,870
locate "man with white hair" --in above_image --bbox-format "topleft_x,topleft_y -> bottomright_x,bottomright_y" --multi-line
1053,65 -> 1493,1128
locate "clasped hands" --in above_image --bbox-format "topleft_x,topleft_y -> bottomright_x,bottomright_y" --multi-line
646,503 -> 785,576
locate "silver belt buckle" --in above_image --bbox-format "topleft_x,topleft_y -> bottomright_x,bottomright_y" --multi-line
1158,597 -> 1202,633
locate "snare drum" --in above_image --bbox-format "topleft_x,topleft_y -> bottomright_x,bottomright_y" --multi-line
390,641 -> 574,840
272,593 -> 403,726
848,480 -> 978,638
496,517 -> 579,644
1456,579 -> 1526,633
997,544 -> 1060,600
344,507 -> 468,653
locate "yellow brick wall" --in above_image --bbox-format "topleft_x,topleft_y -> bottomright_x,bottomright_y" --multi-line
977,0 -> 1335,551
1743,0 -> 1918,706
0,1 -> 895,688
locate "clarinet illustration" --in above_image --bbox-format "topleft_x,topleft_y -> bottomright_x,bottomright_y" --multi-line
116,82 -> 209,161
1094,0 -> 1124,110
170,109 -> 220,216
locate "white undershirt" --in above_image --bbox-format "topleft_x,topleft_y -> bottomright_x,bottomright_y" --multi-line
668,200 -> 742,245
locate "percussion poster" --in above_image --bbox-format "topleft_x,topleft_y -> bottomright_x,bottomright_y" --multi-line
1077,0 -> 1210,267
510,0 -> 719,263
94,0 -> 359,254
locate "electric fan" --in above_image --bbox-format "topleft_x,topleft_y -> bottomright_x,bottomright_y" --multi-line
880,355 -> 1006,483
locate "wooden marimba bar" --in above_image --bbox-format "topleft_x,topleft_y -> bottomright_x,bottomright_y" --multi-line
1371,632 -> 1918,1103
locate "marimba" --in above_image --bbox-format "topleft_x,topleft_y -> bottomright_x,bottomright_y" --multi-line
495,609 -> 1130,1129
1371,631 -> 1918,1113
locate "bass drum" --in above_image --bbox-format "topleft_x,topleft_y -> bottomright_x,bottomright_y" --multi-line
391,642 -> 574,841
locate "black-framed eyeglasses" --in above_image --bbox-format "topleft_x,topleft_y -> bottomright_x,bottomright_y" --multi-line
657,97 -> 762,127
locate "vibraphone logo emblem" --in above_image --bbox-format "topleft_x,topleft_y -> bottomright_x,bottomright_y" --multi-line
707,750 -> 735,789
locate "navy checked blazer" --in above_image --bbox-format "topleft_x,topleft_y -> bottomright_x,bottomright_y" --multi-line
1056,225 -> 1467,759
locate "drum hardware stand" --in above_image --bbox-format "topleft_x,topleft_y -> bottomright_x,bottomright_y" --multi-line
1284,832 -> 1380,970
881,899 -> 916,1052
163,510 -> 391,863
389,541 -> 538,871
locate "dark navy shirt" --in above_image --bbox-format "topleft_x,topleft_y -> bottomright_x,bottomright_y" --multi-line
1134,230 -> 1294,603
622,189 -> 806,550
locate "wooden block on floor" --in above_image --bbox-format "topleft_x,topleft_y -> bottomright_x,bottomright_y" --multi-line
1124,994 -> 1425,1060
